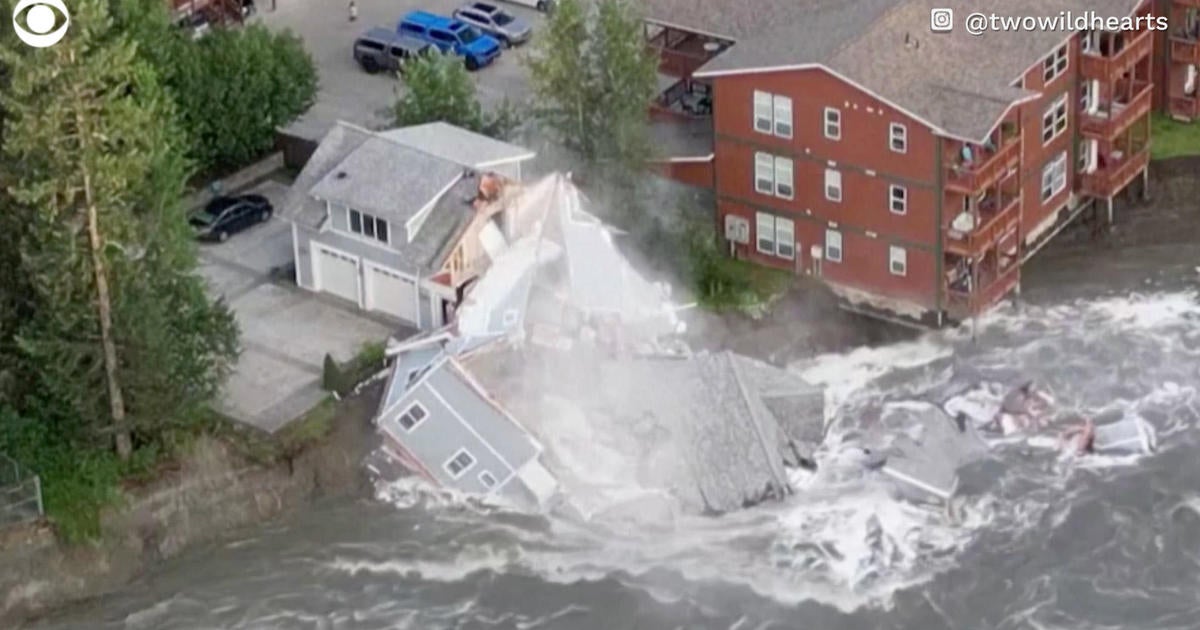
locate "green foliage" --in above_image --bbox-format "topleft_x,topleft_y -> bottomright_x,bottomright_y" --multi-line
391,51 -> 522,140
1150,113 -> 1200,160
322,341 -> 386,396
322,353 -> 344,392
527,0 -> 658,169
686,227 -> 791,314
277,397 -> 336,459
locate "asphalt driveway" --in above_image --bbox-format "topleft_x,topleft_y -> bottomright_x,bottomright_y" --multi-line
198,179 -> 396,433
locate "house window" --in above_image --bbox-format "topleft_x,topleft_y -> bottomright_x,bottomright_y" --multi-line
774,156 -> 794,199
889,123 -> 907,153
889,185 -> 907,215
754,152 -> 774,194
775,217 -> 795,260
825,229 -> 843,262
773,95 -> 793,138
1041,151 -> 1068,201
753,90 -> 773,134
756,212 -> 776,255
1041,94 -> 1068,144
1081,30 -> 1099,54
444,448 -> 476,479
398,401 -> 428,432
889,245 -> 907,276
349,208 -> 389,244
478,470 -> 497,488
1043,44 -> 1068,84
824,169 -> 842,202
824,107 -> 841,140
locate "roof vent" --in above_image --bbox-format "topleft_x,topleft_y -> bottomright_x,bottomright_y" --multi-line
904,33 -> 920,50
335,171 -> 348,179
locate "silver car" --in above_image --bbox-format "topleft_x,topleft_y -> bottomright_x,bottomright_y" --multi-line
452,2 -> 532,48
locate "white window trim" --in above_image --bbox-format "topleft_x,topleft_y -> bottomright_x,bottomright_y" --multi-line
775,217 -> 795,260
753,90 -> 773,134
1041,151 -> 1068,201
773,94 -> 793,138
774,156 -> 794,199
825,168 -> 842,202
754,151 -> 774,195
756,212 -> 776,255
1041,93 -> 1068,144
889,123 -> 907,153
443,447 -> 476,479
889,185 -> 907,215
889,245 -> 907,276
1043,44 -> 1068,84
825,229 -> 843,263
348,207 -> 391,245
478,470 -> 497,488
824,107 -> 841,140
397,401 -> 428,432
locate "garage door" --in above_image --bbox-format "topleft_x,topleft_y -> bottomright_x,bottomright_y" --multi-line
316,247 -> 360,305
368,265 -> 419,324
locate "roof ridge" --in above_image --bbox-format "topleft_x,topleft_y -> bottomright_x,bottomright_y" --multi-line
927,81 -> 1022,106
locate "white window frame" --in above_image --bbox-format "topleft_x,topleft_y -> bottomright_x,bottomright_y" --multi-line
1041,93 -> 1068,144
775,217 -> 795,260
889,185 -> 907,215
443,448 -> 476,479
349,208 -> 390,245
889,123 -> 907,153
1081,30 -> 1099,55
774,156 -> 794,199
478,470 -> 497,488
755,212 -> 776,255
1041,151 -> 1068,201
824,168 -> 842,202
773,95 -> 793,138
824,107 -> 841,140
397,401 -> 428,432
753,90 -> 773,134
754,152 -> 774,195
889,245 -> 907,276
1043,44 -> 1068,84
825,229 -> 843,262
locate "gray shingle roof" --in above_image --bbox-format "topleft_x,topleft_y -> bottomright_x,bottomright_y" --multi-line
650,0 -> 1146,142
407,175 -> 481,271
379,122 -> 535,168
284,121 -> 372,228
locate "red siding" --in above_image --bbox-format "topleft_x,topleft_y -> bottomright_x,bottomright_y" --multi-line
1014,36 -> 1078,240
648,159 -> 714,189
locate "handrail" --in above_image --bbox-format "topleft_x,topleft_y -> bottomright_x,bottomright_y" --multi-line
944,196 -> 1019,255
945,138 -> 1020,193
1080,82 -> 1152,140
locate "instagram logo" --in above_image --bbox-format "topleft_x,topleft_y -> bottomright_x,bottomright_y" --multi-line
930,8 -> 954,32
12,0 -> 70,48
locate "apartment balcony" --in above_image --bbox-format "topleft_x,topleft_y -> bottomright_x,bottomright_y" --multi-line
944,195 -> 1020,257
944,133 -> 1021,194
1171,35 -> 1200,65
644,22 -> 728,79
945,263 -> 1019,321
1169,95 -> 1200,121
1080,146 -> 1151,199
1080,81 -> 1153,141
1080,28 -> 1153,84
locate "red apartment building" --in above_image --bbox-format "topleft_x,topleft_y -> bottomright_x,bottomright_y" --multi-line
645,0 -> 1196,327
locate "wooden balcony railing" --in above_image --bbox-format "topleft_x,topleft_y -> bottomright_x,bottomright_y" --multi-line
944,137 -> 1021,194
1079,82 -> 1153,141
1079,28 -> 1153,84
1169,95 -> 1200,121
945,264 -> 1020,320
1080,147 -> 1151,198
1171,36 -> 1200,65
944,196 -> 1020,257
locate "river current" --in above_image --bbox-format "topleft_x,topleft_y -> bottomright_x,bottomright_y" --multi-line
38,286 -> 1200,629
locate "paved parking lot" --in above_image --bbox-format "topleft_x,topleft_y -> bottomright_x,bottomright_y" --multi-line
256,0 -> 544,141
198,179 -> 396,432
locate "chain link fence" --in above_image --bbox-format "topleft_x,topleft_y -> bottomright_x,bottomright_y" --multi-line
0,453 -> 43,527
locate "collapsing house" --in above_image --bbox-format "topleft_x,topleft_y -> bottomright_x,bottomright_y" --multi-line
369,174 -> 828,514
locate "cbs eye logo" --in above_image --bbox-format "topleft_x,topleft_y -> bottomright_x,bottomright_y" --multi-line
12,0 -> 70,48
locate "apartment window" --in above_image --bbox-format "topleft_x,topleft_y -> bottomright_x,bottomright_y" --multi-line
444,448 -> 476,478
478,470 -> 497,488
824,107 -> 841,139
775,217 -> 795,260
825,169 -> 842,202
1041,94 -> 1068,144
755,152 -> 774,194
825,229 -> 843,262
1081,30 -> 1099,54
889,185 -> 907,215
1043,44 -> 1068,83
753,90 -> 773,133
397,402 -> 428,432
756,212 -> 776,255
889,246 -> 907,276
773,95 -> 793,138
889,123 -> 907,153
349,208 -> 389,244
774,156 -> 794,199
1041,151 -> 1068,201
1080,80 -> 1093,114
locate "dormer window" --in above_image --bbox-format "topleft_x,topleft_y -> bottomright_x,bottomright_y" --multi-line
349,209 -> 390,244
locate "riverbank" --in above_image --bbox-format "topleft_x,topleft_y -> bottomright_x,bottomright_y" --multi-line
0,384 -> 380,626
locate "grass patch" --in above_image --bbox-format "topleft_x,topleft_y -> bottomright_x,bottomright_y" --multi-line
685,227 -> 791,315
277,397 -> 337,458
321,341 -> 387,396
1151,113 -> 1200,160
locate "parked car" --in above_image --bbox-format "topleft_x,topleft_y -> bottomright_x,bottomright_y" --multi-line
354,27 -> 433,74
396,11 -> 501,70
189,194 -> 273,242
496,0 -> 555,12
452,2 -> 532,48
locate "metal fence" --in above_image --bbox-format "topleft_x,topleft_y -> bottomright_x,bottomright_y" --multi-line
0,453 -> 43,527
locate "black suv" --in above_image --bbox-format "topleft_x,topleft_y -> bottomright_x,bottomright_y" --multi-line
190,194 -> 273,242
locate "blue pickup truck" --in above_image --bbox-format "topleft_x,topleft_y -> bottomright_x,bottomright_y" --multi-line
397,11 -> 501,70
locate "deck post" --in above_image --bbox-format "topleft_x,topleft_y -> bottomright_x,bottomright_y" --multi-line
1141,165 -> 1150,201
1106,196 -> 1114,224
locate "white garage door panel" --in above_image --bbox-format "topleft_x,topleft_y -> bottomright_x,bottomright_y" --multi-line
369,266 -> 418,323
317,248 -> 360,304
